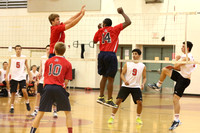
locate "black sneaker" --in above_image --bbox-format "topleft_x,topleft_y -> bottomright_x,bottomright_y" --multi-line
26,103 -> 31,111
148,83 -> 161,91
104,99 -> 118,108
10,108 -> 14,113
96,96 -> 105,104
169,120 -> 181,130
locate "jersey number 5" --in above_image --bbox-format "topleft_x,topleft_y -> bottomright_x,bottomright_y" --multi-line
102,32 -> 111,44
16,62 -> 20,68
48,64 -> 62,76
132,69 -> 137,76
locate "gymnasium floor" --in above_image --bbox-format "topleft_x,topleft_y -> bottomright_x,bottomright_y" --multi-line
0,89 -> 199,133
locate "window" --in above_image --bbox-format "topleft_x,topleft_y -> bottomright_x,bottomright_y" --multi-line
0,0 -> 27,9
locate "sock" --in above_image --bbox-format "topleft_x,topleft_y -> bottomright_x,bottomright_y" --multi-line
174,114 -> 179,122
11,104 -> 14,109
68,127 -> 73,133
111,113 -> 115,119
35,106 -> 39,112
26,100 -> 29,104
30,127 -> 37,133
156,81 -> 163,87
136,114 -> 141,119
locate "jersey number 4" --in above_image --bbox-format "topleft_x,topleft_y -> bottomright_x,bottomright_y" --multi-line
102,32 -> 111,44
48,64 -> 62,76
132,69 -> 137,76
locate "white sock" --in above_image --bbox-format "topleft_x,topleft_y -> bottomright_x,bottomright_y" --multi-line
35,106 -> 39,112
26,100 -> 29,104
111,113 -> 115,119
11,104 -> 14,109
156,81 -> 163,87
174,114 -> 179,122
136,114 -> 141,119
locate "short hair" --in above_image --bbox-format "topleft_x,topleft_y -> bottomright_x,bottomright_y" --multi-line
48,14 -> 59,24
3,61 -> 8,65
55,42 -> 66,55
46,45 -> 50,49
31,65 -> 37,70
183,41 -> 193,52
15,45 -> 22,50
103,18 -> 112,26
132,48 -> 142,55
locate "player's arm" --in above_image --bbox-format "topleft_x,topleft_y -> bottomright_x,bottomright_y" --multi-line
120,63 -> 129,85
174,57 -> 189,70
141,66 -> 147,90
5,58 -> 11,82
63,5 -> 85,25
64,7 -> 85,30
93,30 -> 99,44
117,7 -> 131,29
25,59 -> 33,83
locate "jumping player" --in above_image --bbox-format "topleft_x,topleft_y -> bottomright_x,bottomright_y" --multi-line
30,42 -> 73,133
48,5 -> 85,58
93,7 -> 131,108
148,41 -> 195,130
107,49 -> 146,124
5,45 -> 32,113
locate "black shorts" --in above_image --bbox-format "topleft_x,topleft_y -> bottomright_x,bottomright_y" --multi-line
98,51 -> 118,78
10,80 -> 26,93
49,53 -> 55,59
171,70 -> 190,97
37,83 -> 44,95
2,81 -> 6,85
39,84 -> 71,112
117,86 -> 142,104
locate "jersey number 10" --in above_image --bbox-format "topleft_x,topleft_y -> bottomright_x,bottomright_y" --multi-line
48,64 -> 62,76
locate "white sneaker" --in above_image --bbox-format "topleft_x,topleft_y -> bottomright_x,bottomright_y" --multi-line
53,112 -> 58,118
31,111 -> 38,117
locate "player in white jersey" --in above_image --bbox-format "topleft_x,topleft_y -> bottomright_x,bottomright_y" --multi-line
5,45 -> 33,113
108,49 -> 146,124
148,41 -> 195,130
29,65 -> 39,94
31,45 -> 58,118
0,61 -> 11,97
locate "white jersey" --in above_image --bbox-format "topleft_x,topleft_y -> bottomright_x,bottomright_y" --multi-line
39,55 -> 48,84
30,70 -> 38,82
179,53 -> 195,79
10,55 -> 26,81
0,69 -> 9,82
122,62 -> 145,88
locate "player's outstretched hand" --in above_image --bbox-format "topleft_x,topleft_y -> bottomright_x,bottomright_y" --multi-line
165,65 -> 174,70
98,23 -> 102,29
81,5 -> 86,11
117,7 -> 124,14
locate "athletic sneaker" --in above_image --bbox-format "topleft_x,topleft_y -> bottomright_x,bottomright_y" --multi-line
104,99 -> 118,108
10,108 -> 14,113
108,117 -> 114,124
136,117 -> 143,125
26,103 -> 31,111
31,110 -> 38,117
53,111 -> 58,118
96,96 -> 105,104
148,83 -> 161,91
169,120 -> 181,130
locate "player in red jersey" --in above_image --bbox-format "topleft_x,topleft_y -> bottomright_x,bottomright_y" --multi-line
48,5 -> 86,58
30,42 -> 73,133
93,7 -> 131,108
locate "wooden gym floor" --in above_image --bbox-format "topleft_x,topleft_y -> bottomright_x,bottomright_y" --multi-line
0,89 -> 200,133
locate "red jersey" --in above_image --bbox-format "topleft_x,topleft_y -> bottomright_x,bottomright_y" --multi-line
50,23 -> 66,54
44,56 -> 72,88
93,23 -> 123,53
